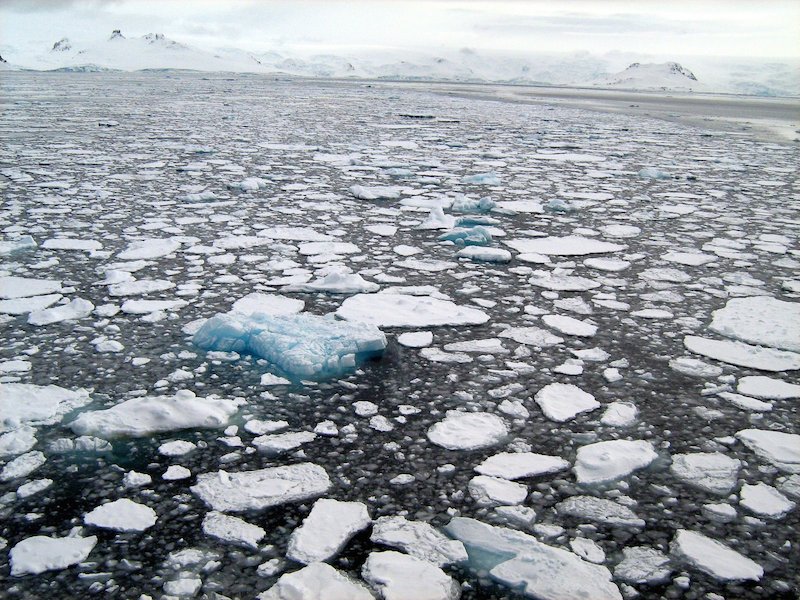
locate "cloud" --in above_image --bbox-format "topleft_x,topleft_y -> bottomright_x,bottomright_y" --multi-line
0,0 -> 123,12
472,12 -> 704,36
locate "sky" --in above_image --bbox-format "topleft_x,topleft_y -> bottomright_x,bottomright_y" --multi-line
1,0 -> 798,60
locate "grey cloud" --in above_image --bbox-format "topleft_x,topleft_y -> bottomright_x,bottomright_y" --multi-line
0,0 -> 123,12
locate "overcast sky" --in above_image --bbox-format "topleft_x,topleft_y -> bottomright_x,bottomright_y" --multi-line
1,0 -> 798,59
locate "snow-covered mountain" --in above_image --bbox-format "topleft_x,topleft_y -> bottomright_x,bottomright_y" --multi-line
2,31 -> 798,97
596,62 -> 704,92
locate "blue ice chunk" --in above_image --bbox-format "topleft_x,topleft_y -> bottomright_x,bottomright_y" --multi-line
462,172 -> 501,185
451,196 -> 496,214
544,199 -> 574,213
193,312 -> 387,380
0,236 -> 37,255
438,226 -> 493,247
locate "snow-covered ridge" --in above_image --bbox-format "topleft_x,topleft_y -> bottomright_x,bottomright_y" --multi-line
2,30 -> 798,96
599,61 -> 703,92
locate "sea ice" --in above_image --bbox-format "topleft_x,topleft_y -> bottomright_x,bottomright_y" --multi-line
191,463 -> 331,512
350,184 -> 402,200
474,452 -> 570,480
0,294 -> 62,315
444,517 -> 621,600
0,425 -> 37,458
710,296 -> 800,352
285,270 -> 379,294
534,383 -> 599,422
737,375 -> 800,399
455,246 -> 512,263
528,273 -> 601,291
117,238 -> 181,260
397,331 -> 433,348
684,335 -> 800,372
258,226 -> 334,242
468,475 -> 528,506
555,496 -> 645,528
9,535 -> 97,576
253,431 -> 317,454
542,314 -> 597,337
231,293 -> 304,316
736,429 -> 800,473
362,551 -> 461,600
600,402 -> 638,427
108,279 -> 175,296
505,236 -> 625,256
258,562 -> 374,600
613,547 -> 672,585
0,276 -> 62,299
84,498 -> 157,531
671,530 -> 763,581
202,511 -> 266,549
0,235 -> 37,255
28,298 -> 94,326
0,450 -> 46,481
336,293 -> 489,327
574,440 -> 658,485
739,483 -> 795,519
670,452 -> 741,495
370,515 -> 468,567
286,498 -> 371,564
498,326 -> 563,347
193,311 -> 386,379
427,411 -> 507,450
120,299 -> 187,314
70,390 -> 243,437
43,238 -> 102,251
0,383 -> 91,432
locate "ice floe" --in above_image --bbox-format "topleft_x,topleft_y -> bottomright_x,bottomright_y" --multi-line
671,529 -> 763,581
445,517 -> 622,600
202,511 -> 266,549
337,294 -> 489,327
709,296 -> 800,352
84,498 -> 157,531
362,551 -> 461,600
574,440 -> 658,485
427,411 -> 507,450
735,429 -> 800,473
474,452 -> 570,479
505,236 -> 626,256
287,498 -> 371,564
258,562 -> 374,600
70,390 -> 243,437
191,463 -> 331,511
670,452 -> 741,495
370,515 -> 467,567
535,383 -> 599,422
9,535 -> 97,576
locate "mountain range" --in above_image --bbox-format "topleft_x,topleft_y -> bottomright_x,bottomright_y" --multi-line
1,31 -> 798,96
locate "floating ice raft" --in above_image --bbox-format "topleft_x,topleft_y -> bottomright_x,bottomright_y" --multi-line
193,311 -> 387,379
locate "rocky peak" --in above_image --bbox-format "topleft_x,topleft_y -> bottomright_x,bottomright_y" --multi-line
51,37 -> 72,52
109,30 -> 125,41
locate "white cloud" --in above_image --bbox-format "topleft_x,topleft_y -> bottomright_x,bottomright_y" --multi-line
1,0 -> 798,59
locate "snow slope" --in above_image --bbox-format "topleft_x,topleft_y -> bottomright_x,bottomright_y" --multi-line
597,62 -> 705,92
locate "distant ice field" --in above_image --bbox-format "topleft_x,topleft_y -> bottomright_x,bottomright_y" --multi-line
0,72 -> 798,599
